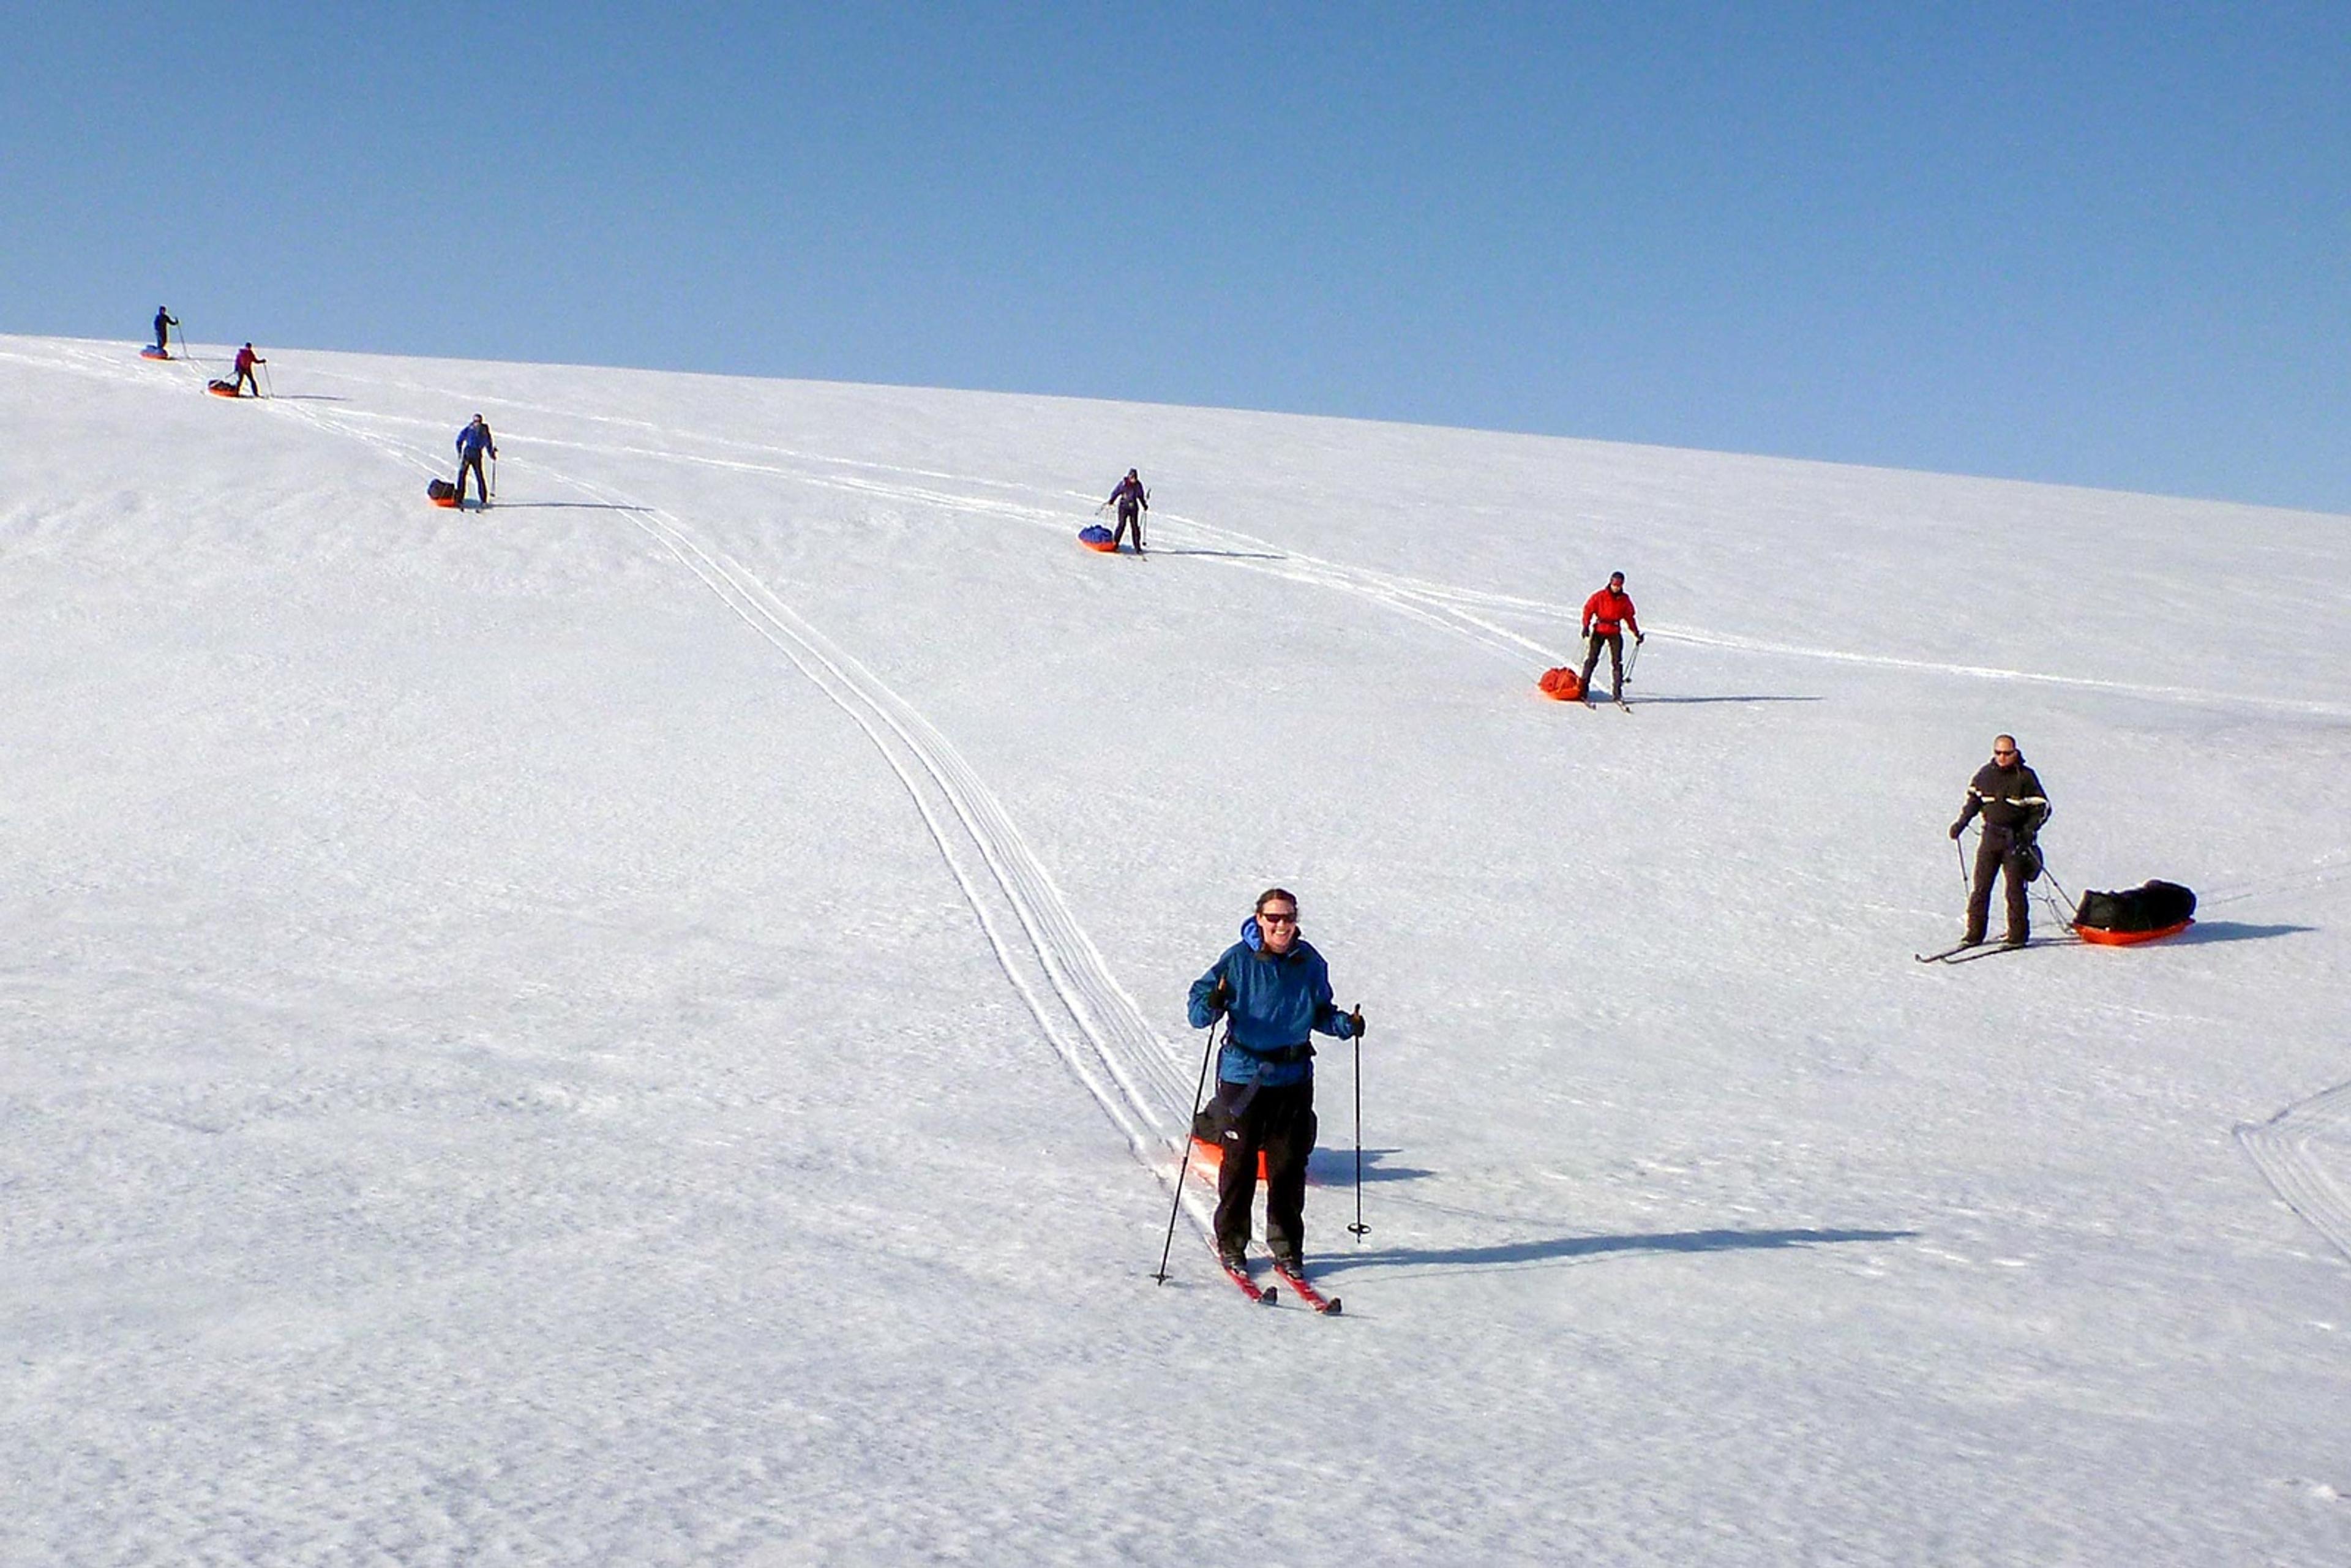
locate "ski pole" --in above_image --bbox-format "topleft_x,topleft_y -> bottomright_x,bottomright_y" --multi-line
261,361 -> 273,400
1954,832 -> 1970,890
490,454 -> 497,499
1625,635 -> 1643,687
1154,1021 -> 1221,1284
1348,1028 -> 1368,1240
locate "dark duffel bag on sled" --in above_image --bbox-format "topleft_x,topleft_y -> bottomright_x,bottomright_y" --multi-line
2073,880 -> 2196,935
426,478 -> 457,503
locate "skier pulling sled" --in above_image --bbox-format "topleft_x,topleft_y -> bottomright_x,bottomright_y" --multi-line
208,343 -> 268,399
144,307 -> 178,359
1105,469 -> 1148,555
1577,572 -> 1643,708
451,415 -> 498,510
1161,888 -> 1362,1311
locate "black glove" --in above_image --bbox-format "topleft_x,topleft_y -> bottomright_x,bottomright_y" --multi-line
1209,977 -> 1231,1016
1634,631 -> 1644,644
1347,1006 -> 1365,1039
1949,821 -> 1965,841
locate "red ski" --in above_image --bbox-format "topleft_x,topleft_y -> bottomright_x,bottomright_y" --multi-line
1270,1262 -> 1342,1315
1221,1253 -> 1277,1305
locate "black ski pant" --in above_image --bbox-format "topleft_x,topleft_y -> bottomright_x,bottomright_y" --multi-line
456,451 -> 489,506
1967,825 -> 2033,945
1212,1077 -> 1316,1262
1579,630 -> 1625,700
233,368 -> 258,396
1114,498 -> 1144,551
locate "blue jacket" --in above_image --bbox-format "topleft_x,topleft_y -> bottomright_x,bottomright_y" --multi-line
456,421 -> 495,459
1188,917 -> 1356,1087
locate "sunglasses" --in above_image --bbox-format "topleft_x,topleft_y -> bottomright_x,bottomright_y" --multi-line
1257,910 -> 1298,925
1993,749 -> 2017,757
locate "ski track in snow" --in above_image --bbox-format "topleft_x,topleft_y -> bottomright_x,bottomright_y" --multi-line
2237,1078 -> 2351,1266
162,370 -> 1237,1251
282,375 -> 2351,719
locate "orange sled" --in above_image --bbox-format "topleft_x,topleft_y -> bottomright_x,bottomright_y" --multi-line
2073,919 -> 2193,947
1537,667 -> 1584,700
206,380 -> 241,398
1188,1136 -> 1270,1180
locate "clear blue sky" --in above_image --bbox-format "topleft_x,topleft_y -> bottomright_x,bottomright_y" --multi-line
6,2 -> 2345,512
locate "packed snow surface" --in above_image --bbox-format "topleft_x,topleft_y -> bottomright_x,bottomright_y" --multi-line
5,332 -> 2349,1565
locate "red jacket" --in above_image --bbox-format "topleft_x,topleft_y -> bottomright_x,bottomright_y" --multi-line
1583,588 -> 1638,637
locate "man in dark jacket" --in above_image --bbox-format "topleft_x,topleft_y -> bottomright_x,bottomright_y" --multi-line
152,307 -> 178,354
1950,734 -> 2050,948
454,415 -> 498,509
1106,469 -> 1148,554
1187,888 -> 1362,1274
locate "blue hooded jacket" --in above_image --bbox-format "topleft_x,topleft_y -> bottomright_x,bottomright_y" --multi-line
456,420 -> 495,459
1188,916 -> 1357,1087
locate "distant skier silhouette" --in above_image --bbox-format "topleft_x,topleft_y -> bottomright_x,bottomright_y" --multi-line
454,415 -> 498,509
1106,469 -> 1148,554
231,343 -> 266,397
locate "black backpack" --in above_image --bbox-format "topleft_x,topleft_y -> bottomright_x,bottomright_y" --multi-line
2073,880 -> 2196,932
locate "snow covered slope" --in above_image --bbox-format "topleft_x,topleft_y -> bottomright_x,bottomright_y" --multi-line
5,332 -> 2349,1564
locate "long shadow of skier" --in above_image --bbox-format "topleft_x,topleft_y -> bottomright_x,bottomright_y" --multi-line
491,501 -> 653,512
1621,695 -> 1823,706
1313,1226 -> 1916,1278
1147,547 -> 1286,560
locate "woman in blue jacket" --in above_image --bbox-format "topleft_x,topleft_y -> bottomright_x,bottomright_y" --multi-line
1187,887 -> 1362,1274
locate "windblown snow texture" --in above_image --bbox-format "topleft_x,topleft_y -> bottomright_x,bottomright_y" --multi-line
4,332 -> 2350,1564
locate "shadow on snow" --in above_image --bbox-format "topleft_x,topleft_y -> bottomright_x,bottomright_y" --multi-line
490,501 -> 654,512
2174,920 -> 2316,944
1619,694 -> 1824,706
1306,1147 -> 1431,1185
1314,1226 -> 1917,1278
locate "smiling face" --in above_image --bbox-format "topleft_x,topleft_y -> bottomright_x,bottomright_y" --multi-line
1992,734 -> 2019,766
1256,896 -> 1299,955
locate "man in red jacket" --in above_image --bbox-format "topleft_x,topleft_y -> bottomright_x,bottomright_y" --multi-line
1578,571 -> 1643,705
231,343 -> 266,397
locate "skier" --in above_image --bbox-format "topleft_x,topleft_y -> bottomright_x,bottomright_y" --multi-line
231,343 -> 266,397
454,414 -> 498,509
152,307 -> 178,354
1949,734 -> 2050,949
1577,571 -> 1644,705
1106,469 -> 1148,554
1187,888 -> 1363,1275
